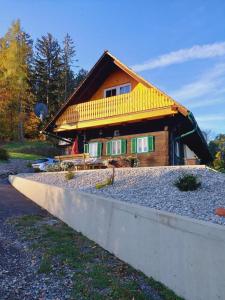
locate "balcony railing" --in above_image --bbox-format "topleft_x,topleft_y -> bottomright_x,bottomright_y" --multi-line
55,88 -> 176,129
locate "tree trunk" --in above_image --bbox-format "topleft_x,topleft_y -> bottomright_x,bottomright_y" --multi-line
18,96 -> 24,141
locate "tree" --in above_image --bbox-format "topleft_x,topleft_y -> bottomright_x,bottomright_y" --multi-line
62,33 -> 77,101
202,129 -> 213,144
74,68 -> 88,89
209,134 -> 225,159
34,33 -> 63,118
209,134 -> 225,172
0,20 -> 35,141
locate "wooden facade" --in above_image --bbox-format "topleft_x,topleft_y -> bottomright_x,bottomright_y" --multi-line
45,51 -> 212,166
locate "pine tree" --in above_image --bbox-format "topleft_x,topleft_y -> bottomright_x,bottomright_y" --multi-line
74,68 -> 88,89
34,33 -> 63,118
62,33 -> 77,101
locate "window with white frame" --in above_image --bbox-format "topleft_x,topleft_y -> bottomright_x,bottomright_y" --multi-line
104,83 -> 131,98
88,142 -> 98,157
137,137 -> 148,153
111,140 -> 122,155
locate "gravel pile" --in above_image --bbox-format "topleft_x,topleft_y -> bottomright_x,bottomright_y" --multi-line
21,166 -> 225,225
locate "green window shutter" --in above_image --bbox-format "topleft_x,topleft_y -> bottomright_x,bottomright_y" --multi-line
97,142 -> 102,157
131,138 -> 137,153
121,139 -> 126,154
148,136 -> 154,152
106,141 -> 112,155
84,143 -> 89,153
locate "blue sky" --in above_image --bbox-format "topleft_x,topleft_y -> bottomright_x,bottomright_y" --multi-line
0,0 -> 225,136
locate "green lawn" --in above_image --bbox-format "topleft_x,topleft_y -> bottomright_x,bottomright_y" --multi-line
1,139 -> 57,160
10,215 -> 184,300
7,152 -> 43,160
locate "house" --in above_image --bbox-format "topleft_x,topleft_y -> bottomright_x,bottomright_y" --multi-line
44,51 -> 212,167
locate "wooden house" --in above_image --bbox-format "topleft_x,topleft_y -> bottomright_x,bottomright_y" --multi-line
44,51 -> 212,167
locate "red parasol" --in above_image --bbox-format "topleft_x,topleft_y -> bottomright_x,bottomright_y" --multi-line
71,137 -> 79,154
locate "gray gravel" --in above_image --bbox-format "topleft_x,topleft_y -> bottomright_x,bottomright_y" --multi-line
0,159 -> 32,179
21,166 -> 225,226
0,180 -> 72,299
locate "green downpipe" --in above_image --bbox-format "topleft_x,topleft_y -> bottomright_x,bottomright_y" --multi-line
175,112 -> 198,142
174,111 -> 211,164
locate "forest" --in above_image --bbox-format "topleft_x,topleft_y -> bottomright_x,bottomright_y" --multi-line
0,20 -> 87,141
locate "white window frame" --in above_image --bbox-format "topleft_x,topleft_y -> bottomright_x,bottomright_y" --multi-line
104,83 -> 131,98
88,142 -> 98,157
111,140 -> 122,155
137,137 -> 148,153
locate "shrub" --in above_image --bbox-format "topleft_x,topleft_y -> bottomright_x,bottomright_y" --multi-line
60,161 -> 75,171
65,171 -> 75,180
46,163 -> 62,172
174,174 -> 201,191
127,157 -> 140,167
0,148 -> 9,160
26,161 -> 32,168
213,158 -> 225,173
107,157 -> 139,168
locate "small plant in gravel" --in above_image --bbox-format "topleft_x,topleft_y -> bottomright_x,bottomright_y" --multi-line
95,177 -> 113,189
174,173 -> 201,191
0,148 -> 9,161
65,171 -> 75,180
96,167 -> 115,189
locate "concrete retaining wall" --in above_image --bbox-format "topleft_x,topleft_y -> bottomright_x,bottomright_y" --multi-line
9,174 -> 225,300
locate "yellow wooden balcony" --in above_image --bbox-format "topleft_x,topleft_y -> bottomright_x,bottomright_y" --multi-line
54,88 -> 181,132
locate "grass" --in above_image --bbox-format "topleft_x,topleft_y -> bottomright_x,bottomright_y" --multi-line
9,215 -> 184,300
8,152 -> 43,160
2,139 -> 56,160
2,140 -> 52,152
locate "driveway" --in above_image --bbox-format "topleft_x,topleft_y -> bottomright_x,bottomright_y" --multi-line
0,179 -> 45,221
0,180 -> 48,299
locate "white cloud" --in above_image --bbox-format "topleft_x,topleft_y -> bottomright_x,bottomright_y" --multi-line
188,98 -> 225,109
170,63 -> 225,101
196,114 -> 225,122
132,42 -> 225,72
196,114 -> 225,133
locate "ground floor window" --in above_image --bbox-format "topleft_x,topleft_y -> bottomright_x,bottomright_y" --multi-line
84,142 -> 102,157
111,140 -> 121,155
106,139 -> 126,155
131,136 -> 154,153
137,137 -> 148,153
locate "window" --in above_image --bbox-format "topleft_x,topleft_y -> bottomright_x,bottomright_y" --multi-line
131,136 -> 154,154
106,139 -> 126,155
105,88 -> 116,98
111,140 -> 121,155
104,84 -> 131,98
120,85 -> 130,94
89,142 -> 98,157
137,137 -> 148,153
84,142 -> 102,157
85,142 -> 102,157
